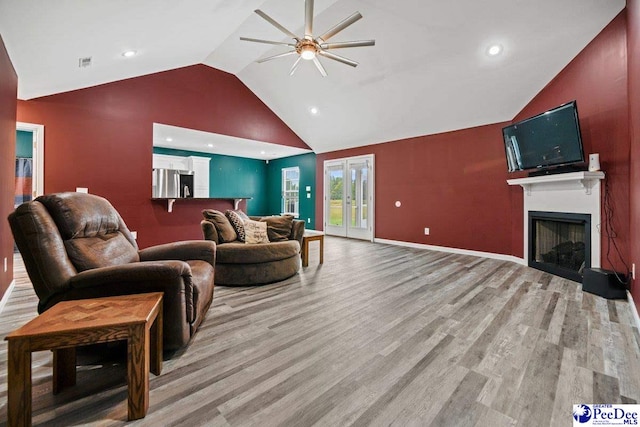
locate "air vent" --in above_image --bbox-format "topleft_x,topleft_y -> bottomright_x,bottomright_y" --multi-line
78,57 -> 92,68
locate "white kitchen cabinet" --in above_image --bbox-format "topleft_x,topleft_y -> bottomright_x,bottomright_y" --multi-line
187,156 -> 210,198
152,154 -> 188,170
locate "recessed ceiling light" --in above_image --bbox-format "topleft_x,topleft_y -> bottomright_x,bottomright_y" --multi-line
207,144 -> 214,148
122,50 -> 137,58
487,44 -> 503,56
260,150 -> 266,155
165,137 -> 173,142
309,107 -> 319,115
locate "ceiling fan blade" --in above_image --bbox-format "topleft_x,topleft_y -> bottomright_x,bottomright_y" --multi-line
289,57 -> 302,76
305,0 -> 314,38
240,37 -> 296,47
254,9 -> 300,41
318,50 -> 358,67
320,40 -> 375,49
317,12 -> 363,42
257,50 -> 298,63
312,57 -> 328,77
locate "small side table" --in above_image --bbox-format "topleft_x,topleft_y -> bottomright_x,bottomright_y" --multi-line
5,292 -> 163,426
302,230 -> 324,267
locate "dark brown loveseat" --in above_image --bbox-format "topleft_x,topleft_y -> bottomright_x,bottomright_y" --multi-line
8,192 -> 216,350
201,210 -> 304,286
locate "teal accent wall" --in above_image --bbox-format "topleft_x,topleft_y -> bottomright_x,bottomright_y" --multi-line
266,153 -> 317,229
153,147 -> 268,215
209,155 -> 267,215
16,130 -> 33,158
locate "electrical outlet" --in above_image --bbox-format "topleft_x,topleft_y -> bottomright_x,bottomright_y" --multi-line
633,263 -> 636,280
76,187 -> 88,193
3,257 -> 7,273
424,228 -> 430,235
131,231 -> 138,240
307,218 -> 311,223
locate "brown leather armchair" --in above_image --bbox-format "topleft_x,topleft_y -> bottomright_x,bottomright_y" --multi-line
8,192 -> 216,351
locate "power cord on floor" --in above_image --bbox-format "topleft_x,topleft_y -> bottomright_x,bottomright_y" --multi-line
603,179 -> 631,288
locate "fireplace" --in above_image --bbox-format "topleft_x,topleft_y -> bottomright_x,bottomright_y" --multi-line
528,211 -> 591,282
508,171 -> 604,279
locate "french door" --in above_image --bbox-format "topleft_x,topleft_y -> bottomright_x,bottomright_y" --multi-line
324,155 -> 374,241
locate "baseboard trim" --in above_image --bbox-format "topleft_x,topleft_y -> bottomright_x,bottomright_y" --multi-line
628,291 -> 640,336
0,279 -> 15,315
373,238 -> 526,265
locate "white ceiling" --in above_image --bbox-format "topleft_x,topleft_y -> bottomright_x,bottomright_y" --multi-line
0,0 -> 626,154
153,123 -> 312,160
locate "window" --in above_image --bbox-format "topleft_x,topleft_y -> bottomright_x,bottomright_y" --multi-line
282,167 -> 299,216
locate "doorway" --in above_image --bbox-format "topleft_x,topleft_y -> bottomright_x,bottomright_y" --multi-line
323,155 -> 374,241
15,122 -> 44,203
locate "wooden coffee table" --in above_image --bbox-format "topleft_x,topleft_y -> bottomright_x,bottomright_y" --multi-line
5,292 -> 163,425
302,230 -> 324,267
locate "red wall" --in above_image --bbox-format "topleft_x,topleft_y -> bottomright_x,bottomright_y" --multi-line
514,12 -> 630,273
317,11 -> 631,268
17,65 -> 309,248
628,0 -> 640,310
0,34 -> 17,300
316,122 -> 515,256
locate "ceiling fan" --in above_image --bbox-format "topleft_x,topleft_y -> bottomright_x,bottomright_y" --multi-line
240,0 -> 375,77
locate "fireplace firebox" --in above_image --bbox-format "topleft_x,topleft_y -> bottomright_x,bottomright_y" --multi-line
528,211 -> 591,282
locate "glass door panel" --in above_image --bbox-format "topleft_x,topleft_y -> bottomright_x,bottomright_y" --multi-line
329,168 -> 343,227
346,160 -> 371,240
325,163 -> 346,236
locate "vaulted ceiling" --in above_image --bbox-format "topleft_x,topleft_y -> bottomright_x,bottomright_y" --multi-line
0,0 -> 626,153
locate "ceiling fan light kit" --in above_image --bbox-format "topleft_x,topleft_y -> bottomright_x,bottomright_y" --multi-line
240,0 -> 375,76
299,40 -> 317,60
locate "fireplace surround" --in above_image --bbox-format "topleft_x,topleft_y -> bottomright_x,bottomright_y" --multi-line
508,171 -> 605,280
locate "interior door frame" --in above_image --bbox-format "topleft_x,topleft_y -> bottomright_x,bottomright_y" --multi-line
323,154 -> 375,242
16,122 -> 45,198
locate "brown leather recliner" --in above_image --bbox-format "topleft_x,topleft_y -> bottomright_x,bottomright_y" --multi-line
8,192 -> 216,351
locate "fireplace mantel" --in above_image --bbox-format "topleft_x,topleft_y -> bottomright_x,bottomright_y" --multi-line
507,171 -> 605,269
507,171 -> 605,195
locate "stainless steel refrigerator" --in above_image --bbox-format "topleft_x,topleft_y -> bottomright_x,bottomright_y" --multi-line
152,168 -> 194,198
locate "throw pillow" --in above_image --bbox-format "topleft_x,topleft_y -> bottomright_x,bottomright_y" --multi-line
202,209 -> 237,243
260,215 -> 294,242
244,219 -> 269,244
233,209 -> 250,221
225,210 -> 246,242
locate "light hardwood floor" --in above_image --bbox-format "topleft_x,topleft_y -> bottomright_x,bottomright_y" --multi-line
1,237 -> 639,426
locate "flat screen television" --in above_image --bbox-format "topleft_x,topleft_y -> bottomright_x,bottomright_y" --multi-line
503,100 -> 585,174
